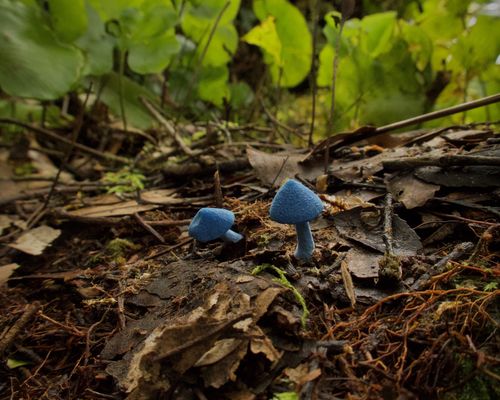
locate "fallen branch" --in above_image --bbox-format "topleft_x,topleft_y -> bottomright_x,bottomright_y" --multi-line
383,154 -> 500,170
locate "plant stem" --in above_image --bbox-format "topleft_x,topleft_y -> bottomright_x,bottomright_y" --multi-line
118,49 -> 128,133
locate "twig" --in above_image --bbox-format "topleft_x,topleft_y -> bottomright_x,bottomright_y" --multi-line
0,118 -> 129,164
378,193 -> 403,284
162,158 -> 249,177
0,302 -> 40,356
383,154 -> 500,170
140,96 -> 194,156
42,83 -> 92,210
213,169 -> 223,207
307,93 -> 500,159
144,237 -> 193,260
410,242 -> 474,290
144,219 -> 191,226
134,212 -> 165,243
375,93 -> 500,134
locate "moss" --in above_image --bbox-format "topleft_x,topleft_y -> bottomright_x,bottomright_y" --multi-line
105,238 -> 141,260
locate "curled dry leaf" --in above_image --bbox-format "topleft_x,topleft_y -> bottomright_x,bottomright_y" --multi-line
9,225 -> 61,255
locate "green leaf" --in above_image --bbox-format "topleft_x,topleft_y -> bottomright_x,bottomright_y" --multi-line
273,392 -> 299,400
88,0 -> 144,20
229,81 -> 254,109
75,2 -> 114,76
7,358 -> 31,369
128,30 -> 180,74
242,16 -> 282,67
252,0 -> 312,87
360,11 -> 396,57
400,21 -> 433,71
197,66 -> 230,106
0,0 -> 84,99
99,72 -> 158,129
48,0 -> 88,42
182,0 -> 241,67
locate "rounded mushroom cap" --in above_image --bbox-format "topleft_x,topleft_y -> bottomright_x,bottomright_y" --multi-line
188,208 -> 235,242
269,179 -> 323,224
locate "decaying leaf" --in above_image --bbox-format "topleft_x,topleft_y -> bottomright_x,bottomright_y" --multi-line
332,207 -> 422,256
103,262 -> 287,399
0,263 -> 20,284
344,247 -> 381,279
387,173 -> 439,209
9,225 -> 61,255
341,260 -> 356,307
247,147 -> 322,187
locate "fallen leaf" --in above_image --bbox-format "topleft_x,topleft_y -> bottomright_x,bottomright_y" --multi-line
247,147 -> 322,187
332,207 -> 422,256
66,200 -> 157,218
9,226 -> 61,255
344,248 -> 381,279
387,174 -> 439,209
0,263 -> 19,284
341,260 -> 356,306
195,338 -> 241,367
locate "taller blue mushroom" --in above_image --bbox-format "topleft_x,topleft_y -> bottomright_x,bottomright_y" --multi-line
269,179 -> 323,260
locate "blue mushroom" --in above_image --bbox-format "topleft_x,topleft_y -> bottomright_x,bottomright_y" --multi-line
188,208 -> 243,243
269,179 -> 323,260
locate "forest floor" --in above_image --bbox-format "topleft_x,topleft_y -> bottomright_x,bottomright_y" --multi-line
0,114 -> 499,400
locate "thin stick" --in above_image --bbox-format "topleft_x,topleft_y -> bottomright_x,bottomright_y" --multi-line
140,96 -> 194,156
308,0 -> 320,147
42,83 -> 93,209
376,93 -> 500,134
0,302 -> 40,355
134,213 -> 165,243
327,1 -> 353,133
0,118 -> 129,164
214,169 -> 223,207
382,193 -> 394,254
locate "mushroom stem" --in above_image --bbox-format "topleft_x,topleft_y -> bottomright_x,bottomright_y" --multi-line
221,229 -> 243,243
294,221 -> 314,260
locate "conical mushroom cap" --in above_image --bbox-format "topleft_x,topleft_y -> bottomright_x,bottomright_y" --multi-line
269,179 -> 323,224
188,208 -> 235,242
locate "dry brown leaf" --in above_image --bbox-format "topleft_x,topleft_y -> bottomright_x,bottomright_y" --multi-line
387,174 -> 439,209
0,263 -> 19,284
249,326 -> 282,363
9,225 -> 61,255
247,147 -> 322,187
285,362 -> 322,386
66,200 -> 157,218
195,338 -> 241,367
341,260 -> 356,307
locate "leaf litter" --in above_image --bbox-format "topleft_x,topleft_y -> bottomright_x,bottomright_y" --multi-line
0,119 -> 499,400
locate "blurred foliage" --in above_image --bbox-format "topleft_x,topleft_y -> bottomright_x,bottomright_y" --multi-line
0,0 -> 498,136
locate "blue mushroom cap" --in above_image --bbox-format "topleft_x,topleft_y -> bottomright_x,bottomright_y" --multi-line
188,208 -> 235,242
269,179 -> 323,224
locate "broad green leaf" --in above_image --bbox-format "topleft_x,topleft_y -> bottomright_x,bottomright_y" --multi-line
182,0 -> 241,28
400,21 -> 433,71
181,0 -> 241,66
48,0 -> 87,42
123,2 -> 177,41
99,72 -> 158,129
360,11 -> 396,57
252,0 -> 312,87
198,66 -> 230,106
242,16 -> 282,67
197,24 -> 239,66
88,0 -> 144,20
229,82 -> 254,109
128,30 -> 180,74
75,2 -> 114,76
273,392 -> 299,400
0,0 -> 84,99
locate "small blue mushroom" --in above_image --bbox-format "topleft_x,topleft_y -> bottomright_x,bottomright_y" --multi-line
269,179 -> 323,260
188,208 -> 243,243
